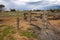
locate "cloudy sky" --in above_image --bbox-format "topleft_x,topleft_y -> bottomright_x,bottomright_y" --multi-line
0,0 -> 60,10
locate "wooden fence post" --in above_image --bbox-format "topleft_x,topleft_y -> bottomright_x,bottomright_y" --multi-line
16,17 -> 20,30
24,13 -> 27,21
42,11 -> 48,29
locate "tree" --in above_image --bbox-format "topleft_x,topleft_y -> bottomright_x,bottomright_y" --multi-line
10,9 -> 16,12
0,4 -> 5,11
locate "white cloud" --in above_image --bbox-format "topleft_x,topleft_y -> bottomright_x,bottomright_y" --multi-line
44,0 -> 60,5
11,0 -> 41,5
0,0 -> 60,5
0,0 -> 60,6
0,0 -> 60,10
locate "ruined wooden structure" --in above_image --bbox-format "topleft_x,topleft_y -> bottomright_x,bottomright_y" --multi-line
24,11 -> 60,40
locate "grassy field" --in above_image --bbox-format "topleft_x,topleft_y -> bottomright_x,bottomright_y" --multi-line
0,11 -> 24,17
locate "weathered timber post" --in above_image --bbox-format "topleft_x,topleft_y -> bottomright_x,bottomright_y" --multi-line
27,12 -> 31,24
41,11 -> 48,29
16,16 -> 20,30
24,13 -> 28,21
